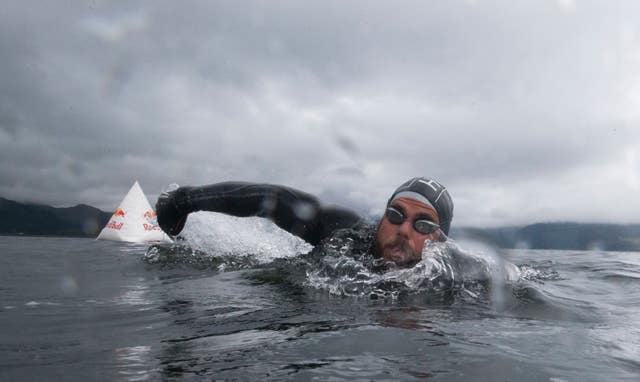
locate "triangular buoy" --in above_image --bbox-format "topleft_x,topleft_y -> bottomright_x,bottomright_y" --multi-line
97,181 -> 172,243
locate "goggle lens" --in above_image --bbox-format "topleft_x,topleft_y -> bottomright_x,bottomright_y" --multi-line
385,207 -> 440,235
414,219 -> 440,235
385,207 -> 405,225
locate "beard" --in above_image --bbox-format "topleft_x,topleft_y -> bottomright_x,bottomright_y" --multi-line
374,236 -> 420,267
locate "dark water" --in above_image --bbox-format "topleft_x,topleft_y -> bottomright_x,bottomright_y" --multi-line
2,234 -> 640,381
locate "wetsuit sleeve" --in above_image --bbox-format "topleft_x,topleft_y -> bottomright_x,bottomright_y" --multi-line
155,182 -> 362,245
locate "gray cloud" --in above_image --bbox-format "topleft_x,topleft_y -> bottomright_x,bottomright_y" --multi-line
1,0 -> 639,227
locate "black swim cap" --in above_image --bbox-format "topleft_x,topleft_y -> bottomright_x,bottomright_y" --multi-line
387,177 -> 454,235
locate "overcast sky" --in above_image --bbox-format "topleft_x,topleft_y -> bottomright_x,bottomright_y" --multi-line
1,0 -> 639,227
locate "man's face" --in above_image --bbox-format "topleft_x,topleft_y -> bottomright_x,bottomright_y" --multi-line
374,197 -> 441,267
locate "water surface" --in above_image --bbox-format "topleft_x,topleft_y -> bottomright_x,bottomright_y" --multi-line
1,230 -> 639,381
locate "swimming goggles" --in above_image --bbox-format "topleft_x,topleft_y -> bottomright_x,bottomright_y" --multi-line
385,206 -> 440,234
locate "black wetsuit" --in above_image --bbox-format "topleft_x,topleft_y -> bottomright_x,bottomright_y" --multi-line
155,182 -> 366,246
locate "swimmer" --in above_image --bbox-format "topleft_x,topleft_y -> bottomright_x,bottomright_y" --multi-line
155,177 -> 453,268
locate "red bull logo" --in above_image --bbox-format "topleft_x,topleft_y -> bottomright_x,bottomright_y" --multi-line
113,208 -> 126,218
143,209 -> 159,227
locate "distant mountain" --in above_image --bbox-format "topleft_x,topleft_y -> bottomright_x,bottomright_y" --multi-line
2,196 -> 639,251
452,223 -> 640,252
0,197 -> 112,237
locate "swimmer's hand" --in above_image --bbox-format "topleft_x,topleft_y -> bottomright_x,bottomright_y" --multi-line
156,184 -> 191,236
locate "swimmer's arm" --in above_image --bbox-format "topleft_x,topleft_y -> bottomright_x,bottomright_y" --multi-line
155,182 -> 362,245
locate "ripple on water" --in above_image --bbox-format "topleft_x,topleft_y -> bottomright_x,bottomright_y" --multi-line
144,223 -> 562,309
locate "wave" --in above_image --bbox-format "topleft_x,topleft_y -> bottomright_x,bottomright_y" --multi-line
143,213 -> 564,307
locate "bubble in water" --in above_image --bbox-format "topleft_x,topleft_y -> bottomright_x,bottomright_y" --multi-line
518,260 -> 561,282
144,246 -> 160,263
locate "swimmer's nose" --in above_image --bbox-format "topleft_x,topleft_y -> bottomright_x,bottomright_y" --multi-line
396,219 -> 412,237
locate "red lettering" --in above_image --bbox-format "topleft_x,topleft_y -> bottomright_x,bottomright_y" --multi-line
107,221 -> 124,230
143,223 -> 161,231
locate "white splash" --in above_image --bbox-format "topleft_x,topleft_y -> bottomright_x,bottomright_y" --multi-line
178,211 -> 313,263
306,237 -> 522,300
